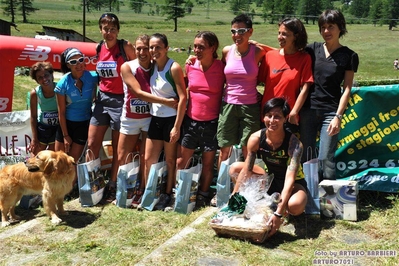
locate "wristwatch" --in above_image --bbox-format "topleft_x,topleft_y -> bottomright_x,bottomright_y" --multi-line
335,114 -> 343,120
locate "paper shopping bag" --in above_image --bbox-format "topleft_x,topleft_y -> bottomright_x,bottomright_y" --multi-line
141,159 -> 167,211
116,153 -> 140,208
216,145 -> 242,208
174,160 -> 202,214
303,148 -> 320,214
77,149 -> 106,207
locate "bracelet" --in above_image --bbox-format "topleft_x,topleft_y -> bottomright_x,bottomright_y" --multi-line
273,211 -> 283,218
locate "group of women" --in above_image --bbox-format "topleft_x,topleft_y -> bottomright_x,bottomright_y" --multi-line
29,9 -> 358,236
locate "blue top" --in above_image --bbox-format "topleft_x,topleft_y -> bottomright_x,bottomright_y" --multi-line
55,71 -> 98,121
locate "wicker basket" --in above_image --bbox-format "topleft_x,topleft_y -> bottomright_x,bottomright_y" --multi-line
209,222 -> 271,244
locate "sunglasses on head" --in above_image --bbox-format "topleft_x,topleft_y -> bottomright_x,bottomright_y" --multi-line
230,28 -> 250,35
67,57 -> 84,65
100,13 -> 118,20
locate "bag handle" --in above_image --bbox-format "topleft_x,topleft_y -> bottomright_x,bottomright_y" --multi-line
306,147 -> 319,161
183,157 -> 202,169
85,149 -> 96,161
125,152 -> 140,165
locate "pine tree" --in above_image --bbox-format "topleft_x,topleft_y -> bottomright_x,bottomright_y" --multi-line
19,0 -> 39,23
162,0 -> 186,32
1,0 -> 19,23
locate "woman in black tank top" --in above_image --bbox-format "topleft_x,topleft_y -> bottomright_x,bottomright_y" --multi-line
229,97 -> 308,238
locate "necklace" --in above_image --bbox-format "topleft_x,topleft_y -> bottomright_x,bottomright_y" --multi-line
235,46 -> 250,57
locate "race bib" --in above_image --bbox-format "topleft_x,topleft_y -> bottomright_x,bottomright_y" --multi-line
42,111 -> 59,125
130,99 -> 150,114
97,61 -> 119,78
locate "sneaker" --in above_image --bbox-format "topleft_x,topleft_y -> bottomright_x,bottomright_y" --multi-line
104,186 -> 116,204
195,194 -> 210,210
131,190 -> 144,208
154,193 -> 171,211
210,195 -> 217,207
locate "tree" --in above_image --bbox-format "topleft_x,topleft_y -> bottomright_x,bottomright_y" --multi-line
384,0 -> 399,30
185,0 -> 194,14
1,0 -> 19,23
19,0 -> 38,23
349,0 -> 370,18
369,0 -> 384,26
162,0 -> 186,32
230,0 -> 249,15
130,0 -> 146,13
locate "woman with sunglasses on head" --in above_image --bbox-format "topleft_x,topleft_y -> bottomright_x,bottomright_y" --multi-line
258,18 -> 313,133
144,33 -> 187,211
28,62 -> 58,156
55,48 -> 98,169
300,10 -> 359,181
176,31 -> 225,209
217,14 -> 267,169
88,13 -> 136,203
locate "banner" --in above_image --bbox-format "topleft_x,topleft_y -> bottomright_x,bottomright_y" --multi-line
335,84 -> 399,192
0,110 -> 31,164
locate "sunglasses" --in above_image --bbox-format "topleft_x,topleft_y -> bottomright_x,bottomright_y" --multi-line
67,57 -> 84,65
230,28 -> 250,35
100,13 -> 118,20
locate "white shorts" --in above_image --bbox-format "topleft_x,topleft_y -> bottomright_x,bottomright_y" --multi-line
120,117 -> 151,135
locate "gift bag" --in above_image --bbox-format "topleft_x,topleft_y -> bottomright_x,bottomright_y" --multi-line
77,149 -> 106,207
174,159 -> 202,214
116,153 -> 140,208
140,158 -> 167,211
216,145 -> 242,208
304,147 -> 320,214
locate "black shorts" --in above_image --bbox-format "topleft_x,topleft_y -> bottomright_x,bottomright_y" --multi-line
268,178 -> 308,195
37,122 -> 58,145
147,116 -> 176,142
179,115 -> 218,152
56,120 -> 90,145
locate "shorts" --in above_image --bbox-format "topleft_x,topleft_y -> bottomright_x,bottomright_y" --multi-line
90,90 -> 124,131
120,117 -> 151,135
147,116 -> 176,142
217,102 -> 260,147
56,120 -> 90,145
268,178 -> 308,194
179,116 -> 218,152
37,122 -> 58,145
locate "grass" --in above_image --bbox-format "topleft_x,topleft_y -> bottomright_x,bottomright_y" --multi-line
2,1 -> 399,264
0,191 -> 398,265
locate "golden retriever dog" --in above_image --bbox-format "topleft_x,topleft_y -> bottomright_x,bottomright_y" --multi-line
0,150 -> 76,227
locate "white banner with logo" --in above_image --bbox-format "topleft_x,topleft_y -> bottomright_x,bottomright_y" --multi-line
0,111 -> 31,164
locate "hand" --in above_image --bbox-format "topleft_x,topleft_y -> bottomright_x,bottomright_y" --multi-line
266,214 -> 284,238
185,55 -> 196,65
288,113 -> 299,125
28,139 -> 39,153
327,117 -> 341,136
164,98 -> 179,109
169,127 -> 180,143
64,136 -> 72,153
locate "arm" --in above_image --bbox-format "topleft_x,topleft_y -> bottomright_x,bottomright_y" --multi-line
120,63 -> 177,108
29,89 -> 39,154
268,134 -> 303,237
232,131 -> 262,194
169,62 -> 187,143
221,46 -> 230,65
124,41 -> 137,61
289,82 -> 311,125
327,70 -> 354,136
55,93 -> 71,152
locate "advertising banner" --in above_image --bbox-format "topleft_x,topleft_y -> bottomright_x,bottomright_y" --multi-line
335,84 -> 399,192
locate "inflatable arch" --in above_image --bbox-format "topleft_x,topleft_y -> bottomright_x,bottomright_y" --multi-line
0,35 -> 97,112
